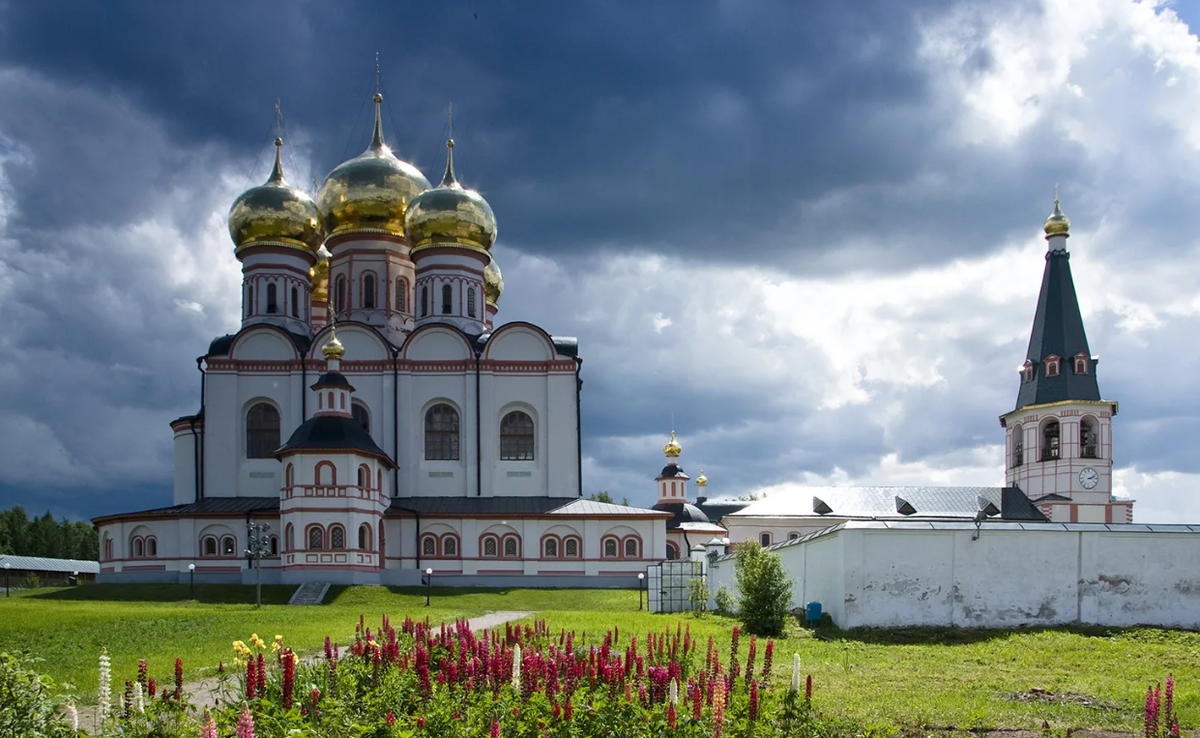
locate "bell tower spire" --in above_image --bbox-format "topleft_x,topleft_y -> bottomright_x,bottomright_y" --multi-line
1000,195 -> 1130,524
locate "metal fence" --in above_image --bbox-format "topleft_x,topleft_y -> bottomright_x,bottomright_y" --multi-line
647,559 -> 704,613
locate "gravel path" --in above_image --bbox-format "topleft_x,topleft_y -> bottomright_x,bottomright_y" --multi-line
466,610 -> 534,631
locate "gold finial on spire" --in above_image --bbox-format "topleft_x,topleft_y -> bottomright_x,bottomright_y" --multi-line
696,462 -> 708,487
1044,188 -> 1070,237
664,428 -> 682,458
440,104 -> 459,187
268,137 -> 285,184
322,327 -> 346,360
369,91 -> 386,151
374,51 -> 381,95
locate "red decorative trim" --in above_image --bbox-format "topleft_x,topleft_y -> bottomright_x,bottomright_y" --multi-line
122,564 -> 167,572
537,570 -> 586,576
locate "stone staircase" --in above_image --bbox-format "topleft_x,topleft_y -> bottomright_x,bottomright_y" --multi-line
288,582 -> 330,606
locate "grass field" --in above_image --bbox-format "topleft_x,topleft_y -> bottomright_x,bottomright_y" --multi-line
1,584 -> 1196,733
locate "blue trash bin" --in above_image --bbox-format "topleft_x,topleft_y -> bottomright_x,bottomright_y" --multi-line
805,601 -> 822,625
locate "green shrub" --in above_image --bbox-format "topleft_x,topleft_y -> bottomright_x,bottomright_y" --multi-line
687,574 -> 708,614
733,540 -> 793,636
714,584 -> 737,616
0,652 -> 76,738
23,572 -> 40,590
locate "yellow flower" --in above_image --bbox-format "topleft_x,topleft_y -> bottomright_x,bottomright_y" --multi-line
232,640 -> 246,652
271,642 -> 280,652
274,635 -> 283,642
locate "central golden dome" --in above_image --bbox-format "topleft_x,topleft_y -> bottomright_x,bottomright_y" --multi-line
1044,198 -> 1070,237
405,139 -> 497,253
484,257 -> 504,305
228,138 -> 324,254
664,430 -> 682,458
317,94 -> 431,238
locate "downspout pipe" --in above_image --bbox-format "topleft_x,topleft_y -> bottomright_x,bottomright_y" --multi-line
475,350 -> 482,497
575,357 -> 584,497
391,346 -> 400,499
414,510 -> 422,571
196,356 -> 207,501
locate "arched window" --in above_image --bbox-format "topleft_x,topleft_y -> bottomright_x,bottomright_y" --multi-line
396,278 -> 408,312
335,276 -> 347,314
1022,361 -> 1034,383
362,273 -> 376,309
425,404 -> 460,460
330,526 -> 345,550
788,532 -> 800,541
1075,354 -> 1089,375
603,538 -> 618,558
1012,424 -> 1024,466
482,536 -> 498,557
246,403 -> 280,459
467,287 -> 476,318
500,411 -> 535,461
308,526 -> 324,550
378,522 -> 385,558
269,536 -> 278,556
623,537 -> 639,558
1081,417 -> 1099,458
221,536 -> 236,556
543,537 -> 558,558
285,524 -> 294,552
132,537 -> 144,558
103,536 -> 113,560
357,465 -> 368,488
146,538 -> 157,557
666,542 -> 679,560
202,536 -> 217,557
759,532 -> 773,547
422,535 -> 437,557
441,284 -> 453,314
358,524 -> 371,550
564,537 -> 579,558
291,286 -> 299,318
420,286 -> 429,317
315,461 -> 336,486
1045,355 -> 1060,377
352,403 -> 370,434
246,284 -> 254,317
442,536 -> 458,557
266,283 -> 278,314
1042,420 -> 1060,461
503,536 -> 519,558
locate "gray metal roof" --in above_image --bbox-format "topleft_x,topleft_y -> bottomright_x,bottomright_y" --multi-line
727,486 -> 1044,521
0,555 -> 99,574
94,496 -> 280,523
390,496 -> 572,516
551,499 -> 668,517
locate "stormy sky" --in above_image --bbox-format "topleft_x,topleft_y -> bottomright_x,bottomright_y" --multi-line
1,0 -> 1199,523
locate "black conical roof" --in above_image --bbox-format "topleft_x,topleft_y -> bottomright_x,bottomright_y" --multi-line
274,415 -> 394,467
1014,248 -> 1101,410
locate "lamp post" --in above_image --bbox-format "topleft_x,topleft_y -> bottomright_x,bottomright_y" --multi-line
246,521 -> 272,609
4,563 -> 9,598
188,563 -> 195,600
425,567 -> 433,607
637,572 -> 645,611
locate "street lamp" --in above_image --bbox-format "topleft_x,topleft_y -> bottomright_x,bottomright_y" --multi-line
188,564 -> 195,600
4,563 -> 9,598
246,521 -> 272,608
425,567 -> 433,607
637,572 -> 645,611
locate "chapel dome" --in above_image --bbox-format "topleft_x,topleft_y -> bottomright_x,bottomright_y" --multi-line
663,430 -> 681,458
405,139 -> 497,254
484,257 -> 504,305
317,94 -> 431,239
228,138 -> 324,255
1044,199 -> 1070,237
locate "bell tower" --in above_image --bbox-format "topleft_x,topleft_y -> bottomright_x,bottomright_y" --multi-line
999,198 -> 1131,524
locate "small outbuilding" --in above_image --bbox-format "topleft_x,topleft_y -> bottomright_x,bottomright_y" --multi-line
0,554 -> 99,588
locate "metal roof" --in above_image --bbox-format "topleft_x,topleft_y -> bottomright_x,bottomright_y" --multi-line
94,496 -> 280,523
0,555 -> 99,574
550,499 -> 668,517
390,496 -> 571,516
726,486 -> 1044,521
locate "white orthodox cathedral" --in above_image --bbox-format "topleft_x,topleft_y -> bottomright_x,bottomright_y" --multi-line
94,93 -> 1135,589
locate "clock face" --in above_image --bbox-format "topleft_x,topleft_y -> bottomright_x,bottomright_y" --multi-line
1078,467 -> 1099,490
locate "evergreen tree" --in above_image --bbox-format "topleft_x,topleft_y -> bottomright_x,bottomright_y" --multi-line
733,540 -> 793,637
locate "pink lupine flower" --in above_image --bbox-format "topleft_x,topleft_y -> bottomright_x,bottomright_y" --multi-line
1165,674 -> 1175,724
668,704 -> 677,729
236,703 -> 255,738
490,718 -> 501,738
1146,685 -> 1159,738
137,659 -> 148,687
199,708 -> 218,738
1170,717 -> 1180,738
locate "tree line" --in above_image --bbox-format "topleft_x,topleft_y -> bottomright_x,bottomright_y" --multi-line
0,506 -> 98,561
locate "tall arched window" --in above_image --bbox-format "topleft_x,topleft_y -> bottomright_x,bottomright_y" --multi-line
266,283 -> 278,314
396,278 -> 408,312
467,287 -> 476,318
246,403 -> 280,458
246,284 -> 254,317
422,536 -> 437,557
147,538 -> 157,557
666,542 -> 679,560
221,536 -> 236,555
1012,424 -> 1024,466
425,404 -> 460,460
441,284 -> 452,314
420,286 -> 429,317
500,411 -> 535,460
308,526 -> 324,550
543,537 -> 558,558
759,532 -> 773,547
352,403 -> 370,434
1042,420 -> 1060,461
285,463 -> 294,487
362,273 -> 376,309
503,536 -> 519,558
335,276 -> 347,314
357,465 -> 369,488
623,538 -> 639,558
358,523 -> 371,550
285,524 -> 294,552
442,535 -> 458,557
330,526 -> 345,550
482,536 -> 498,557
1081,417 -> 1098,459
603,538 -> 617,558
291,286 -> 299,318
202,536 -> 217,557
564,537 -> 580,558
132,537 -> 144,558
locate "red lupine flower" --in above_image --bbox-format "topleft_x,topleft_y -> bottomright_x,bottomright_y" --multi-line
749,679 -> 759,720
137,659 -> 147,687
245,658 -> 257,700
1170,717 -> 1180,738
668,704 -> 678,729
256,654 -> 266,699
386,712 -> 396,726
490,718 -> 501,738
147,676 -> 156,697
805,674 -> 812,702
174,657 -> 183,699
745,637 -> 757,682
692,678 -> 703,720
1165,675 -> 1175,728
311,687 -> 320,707
762,641 -> 775,683
281,649 -> 295,709
1145,686 -> 1158,738
564,697 -> 574,721
417,716 -> 425,728
123,678 -> 133,720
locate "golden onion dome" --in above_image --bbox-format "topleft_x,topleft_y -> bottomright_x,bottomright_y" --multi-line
317,94 -> 431,238
405,139 -> 497,254
228,138 -> 324,255
484,257 -> 504,305
696,464 -> 708,487
1044,198 -> 1070,237
321,327 -> 345,360
310,244 -> 331,301
664,430 -> 682,458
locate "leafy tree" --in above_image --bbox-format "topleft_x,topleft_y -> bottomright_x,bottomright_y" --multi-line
733,540 -> 793,636
0,653 -> 77,737
587,492 -> 629,506
0,506 -> 97,559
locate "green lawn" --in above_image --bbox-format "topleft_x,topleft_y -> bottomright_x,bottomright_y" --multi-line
1,584 -> 1195,733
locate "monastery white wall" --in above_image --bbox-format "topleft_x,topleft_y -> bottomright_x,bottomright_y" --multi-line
707,523 -> 1200,629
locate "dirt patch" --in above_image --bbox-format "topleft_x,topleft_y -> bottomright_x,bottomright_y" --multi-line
1004,688 -> 1123,712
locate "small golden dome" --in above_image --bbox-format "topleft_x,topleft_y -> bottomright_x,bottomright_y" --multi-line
317,94 -> 431,238
310,245 -> 331,300
1044,199 -> 1070,237
664,430 -> 682,458
484,257 -> 504,305
321,327 -> 345,360
405,139 -> 497,254
228,138 -> 324,255
696,464 -> 708,487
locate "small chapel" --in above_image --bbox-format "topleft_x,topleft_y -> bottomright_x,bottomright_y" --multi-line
93,95 -> 669,586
